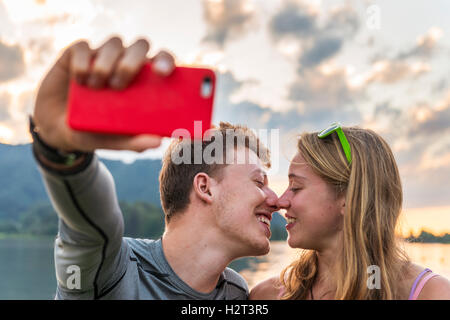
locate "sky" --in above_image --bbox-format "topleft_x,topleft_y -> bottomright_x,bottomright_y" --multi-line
0,0 -> 449,236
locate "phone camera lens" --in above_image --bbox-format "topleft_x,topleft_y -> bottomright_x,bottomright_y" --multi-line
201,77 -> 213,98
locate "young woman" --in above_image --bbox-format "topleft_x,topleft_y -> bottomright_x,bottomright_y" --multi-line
250,124 -> 450,300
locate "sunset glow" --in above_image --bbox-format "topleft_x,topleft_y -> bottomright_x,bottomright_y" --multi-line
0,124 -> 14,144
398,206 -> 450,237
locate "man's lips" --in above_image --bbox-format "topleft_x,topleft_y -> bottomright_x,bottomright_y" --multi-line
255,211 -> 272,237
255,211 -> 273,222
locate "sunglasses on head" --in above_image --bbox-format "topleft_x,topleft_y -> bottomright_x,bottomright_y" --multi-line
318,122 -> 352,165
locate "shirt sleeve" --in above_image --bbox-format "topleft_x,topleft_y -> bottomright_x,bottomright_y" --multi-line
35,153 -> 129,299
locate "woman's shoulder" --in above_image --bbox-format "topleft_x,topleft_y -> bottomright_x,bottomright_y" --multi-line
401,263 -> 450,300
249,276 -> 284,300
418,273 -> 450,299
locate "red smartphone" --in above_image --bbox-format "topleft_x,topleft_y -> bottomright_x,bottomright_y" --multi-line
67,63 -> 216,139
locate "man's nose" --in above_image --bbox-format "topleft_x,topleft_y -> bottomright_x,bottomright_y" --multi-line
264,187 -> 279,212
276,192 -> 290,209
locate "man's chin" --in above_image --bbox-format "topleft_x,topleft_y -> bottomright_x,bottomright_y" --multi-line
231,234 -> 271,257
251,238 -> 271,256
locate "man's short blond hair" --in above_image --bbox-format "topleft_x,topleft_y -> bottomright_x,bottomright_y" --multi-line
159,122 -> 271,223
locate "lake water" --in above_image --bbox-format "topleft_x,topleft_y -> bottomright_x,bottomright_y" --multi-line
0,238 -> 449,299
238,241 -> 450,290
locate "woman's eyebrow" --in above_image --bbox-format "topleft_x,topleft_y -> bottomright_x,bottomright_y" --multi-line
288,173 -> 308,181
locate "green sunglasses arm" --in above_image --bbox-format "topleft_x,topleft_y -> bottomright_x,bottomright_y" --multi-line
336,129 -> 352,164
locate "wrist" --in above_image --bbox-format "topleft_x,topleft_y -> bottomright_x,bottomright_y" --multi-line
29,115 -> 92,167
35,150 -> 88,170
31,116 -> 74,153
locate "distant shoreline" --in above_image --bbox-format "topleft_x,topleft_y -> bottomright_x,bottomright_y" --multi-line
404,230 -> 450,244
0,233 -> 55,240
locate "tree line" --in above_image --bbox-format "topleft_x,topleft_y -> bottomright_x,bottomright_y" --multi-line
0,201 -> 289,241
2,200 -> 448,243
405,230 -> 450,244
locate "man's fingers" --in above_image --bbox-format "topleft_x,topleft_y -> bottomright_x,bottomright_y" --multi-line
87,37 -> 124,89
109,39 -> 151,90
69,41 -> 93,85
151,50 -> 176,76
55,40 -> 92,85
58,37 -> 176,89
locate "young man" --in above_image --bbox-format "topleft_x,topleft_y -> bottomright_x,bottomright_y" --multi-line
31,36 -> 278,299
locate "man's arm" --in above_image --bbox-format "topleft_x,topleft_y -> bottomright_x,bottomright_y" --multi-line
35,148 -> 129,299
30,36 -> 175,299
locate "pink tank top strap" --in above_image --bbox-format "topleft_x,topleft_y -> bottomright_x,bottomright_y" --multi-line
408,268 -> 439,300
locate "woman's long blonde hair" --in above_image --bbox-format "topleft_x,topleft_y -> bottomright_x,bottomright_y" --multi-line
280,126 -> 410,299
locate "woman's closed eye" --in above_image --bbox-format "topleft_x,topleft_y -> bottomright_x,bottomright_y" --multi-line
289,184 -> 303,193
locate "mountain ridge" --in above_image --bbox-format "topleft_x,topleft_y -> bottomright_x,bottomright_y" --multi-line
0,142 -> 162,220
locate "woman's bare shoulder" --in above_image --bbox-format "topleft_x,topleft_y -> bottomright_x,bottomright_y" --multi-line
401,263 -> 450,299
249,276 -> 284,300
416,273 -> 450,300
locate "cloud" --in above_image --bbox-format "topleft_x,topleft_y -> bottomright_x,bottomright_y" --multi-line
213,71 -> 273,128
201,0 -> 257,49
299,36 -> 343,68
365,101 -> 403,137
407,92 -> 450,138
398,121 -> 450,208
365,28 -> 444,86
396,27 -> 444,60
432,78 -> 449,95
288,65 -> 365,119
264,1 -> 365,119
0,89 -> 37,145
368,89 -> 450,154
402,164 -> 450,208
0,41 -> 25,82
0,2 -> 13,36
27,12 -> 71,26
26,37 -> 55,65
269,1 -> 360,69
373,101 -> 402,120
268,1 -> 317,39
363,60 -> 430,84
323,4 -> 359,38
365,89 -> 450,175
362,93 -> 450,208
213,70 -> 362,134
0,92 -> 12,121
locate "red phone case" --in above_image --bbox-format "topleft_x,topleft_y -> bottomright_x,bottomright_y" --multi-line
67,63 -> 215,139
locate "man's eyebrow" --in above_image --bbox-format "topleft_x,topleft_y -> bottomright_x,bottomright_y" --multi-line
288,173 -> 307,181
251,168 -> 267,177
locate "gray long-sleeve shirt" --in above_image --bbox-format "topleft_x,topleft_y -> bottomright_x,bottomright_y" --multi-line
35,153 -> 248,300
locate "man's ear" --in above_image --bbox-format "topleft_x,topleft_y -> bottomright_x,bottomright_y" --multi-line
192,172 -> 214,204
